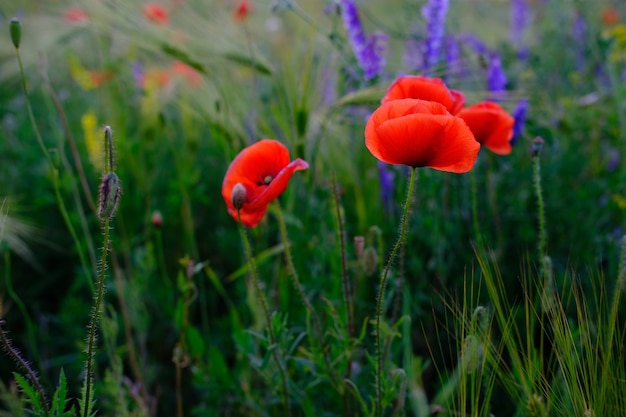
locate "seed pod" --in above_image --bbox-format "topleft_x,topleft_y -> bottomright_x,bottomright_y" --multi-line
10,18 -> 21,49
362,247 -> 378,276
98,173 -> 121,220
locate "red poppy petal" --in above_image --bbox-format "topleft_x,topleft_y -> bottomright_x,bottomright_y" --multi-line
427,118 -> 481,172
458,102 -> 514,155
382,75 -> 456,112
449,89 -> 466,115
228,204 -> 269,228
247,158 -> 309,210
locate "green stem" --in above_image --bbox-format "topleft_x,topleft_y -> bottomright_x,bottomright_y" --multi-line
83,218 -> 110,417
375,167 -> 417,417
14,45 -> 93,292
533,152 -> 547,277
237,210 -> 290,417
470,168 -> 483,248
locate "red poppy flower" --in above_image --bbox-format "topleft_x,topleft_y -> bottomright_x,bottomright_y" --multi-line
457,101 -> 514,155
171,61 -> 202,86
64,7 -> 89,24
142,3 -> 169,25
381,75 -> 465,115
233,1 -> 251,22
602,6 -> 620,26
222,139 -> 309,228
365,98 -> 480,172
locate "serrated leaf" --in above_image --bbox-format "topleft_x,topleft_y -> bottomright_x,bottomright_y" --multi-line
336,86 -> 386,106
13,373 -> 44,415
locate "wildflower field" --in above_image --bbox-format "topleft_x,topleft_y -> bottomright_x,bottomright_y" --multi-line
1,0 -> 626,416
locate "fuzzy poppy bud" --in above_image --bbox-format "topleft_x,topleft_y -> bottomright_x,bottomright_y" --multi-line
151,210 -> 163,229
231,183 -> 247,210
10,18 -> 21,49
531,136 -> 544,158
362,247 -> 378,276
98,173 -> 121,220
353,236 -> 365,260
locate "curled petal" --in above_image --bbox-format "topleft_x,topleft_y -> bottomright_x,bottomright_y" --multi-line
222,139 -> 308,228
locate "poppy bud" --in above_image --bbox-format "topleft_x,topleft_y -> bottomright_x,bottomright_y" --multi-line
10,18 -> 21,49
353,236 -> 365,260
362,247 -> 378,276
151,210 -> 163,229
98,173 -> 121,220
231,183 -> 247,210
531,136 -> 544,158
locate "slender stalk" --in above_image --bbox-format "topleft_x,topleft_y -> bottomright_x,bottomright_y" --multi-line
83,218 -> 110,417
470,168 -> 483,248
237,210 -> 290,417
375,167 -> 417,417
532,138 -> 547,277
0,320 -> 49,416
331,172 -> 355,338
13,36 -> 94,292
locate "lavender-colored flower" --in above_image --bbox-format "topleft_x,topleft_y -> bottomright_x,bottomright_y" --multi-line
421,0 -> 449,73
340,0 -> 386,81
403,37 -> 425,71
573,12 -> 587,71
607,148 -> 620,172
511,98 -> 528,146
445,35 -> 462,80
487,52 -> 507,101
459,33 -> 488,56
131,61 -> 143,88
510,0 -> 528,50
377,161 -> 396,217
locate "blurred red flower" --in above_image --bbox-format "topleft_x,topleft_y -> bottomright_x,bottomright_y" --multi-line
222,139 -> 309,228
233,1 -> 251,22
143,3 -> 169,25
365,98 -> 480,172
382,75 -> 465,115
602,6 -> 620,26
64,7 -> 89,23
457,101 -> 514,155
171,61 -> 202,86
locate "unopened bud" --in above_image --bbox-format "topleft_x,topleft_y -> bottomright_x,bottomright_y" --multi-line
10,18 -> 21,49
231,183 -> 247,210
353,236 -> 364,260
98,173 -> 121,220
531,136 -> 544,158
362,247 -> 378,276
151,210 -> 163,229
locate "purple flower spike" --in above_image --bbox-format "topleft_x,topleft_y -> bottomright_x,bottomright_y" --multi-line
340,0 -> 386,81
459,33 -> 488,56
510,0 -> 528,49
421,0 -> 449,73
511,98 -> 528,146
487,52 -> 507,101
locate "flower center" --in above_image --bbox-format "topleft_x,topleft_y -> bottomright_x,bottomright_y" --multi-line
263,175 -> 273,184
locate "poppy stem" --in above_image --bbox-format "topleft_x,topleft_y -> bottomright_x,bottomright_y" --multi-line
375,167 -> 417,417
532,138 -> 547,278
470,169 -> 484,248
236,210 -> 290,417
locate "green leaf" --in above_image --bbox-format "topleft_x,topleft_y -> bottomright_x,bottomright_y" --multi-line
12,373 -> 44,415
227,243 -> 286,282
186,326 -> 206,359
160,43 -> 207,74
220,51 -> 273,75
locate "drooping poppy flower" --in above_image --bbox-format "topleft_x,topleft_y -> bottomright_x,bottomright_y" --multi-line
365,98 -> 480,172
222,139 -> 309,228
381,75 -> 465,115
142,3 -> 169,25
457,101 -> 514,155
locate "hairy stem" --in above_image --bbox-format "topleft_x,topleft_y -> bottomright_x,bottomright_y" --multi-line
375,167 -> 417,417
